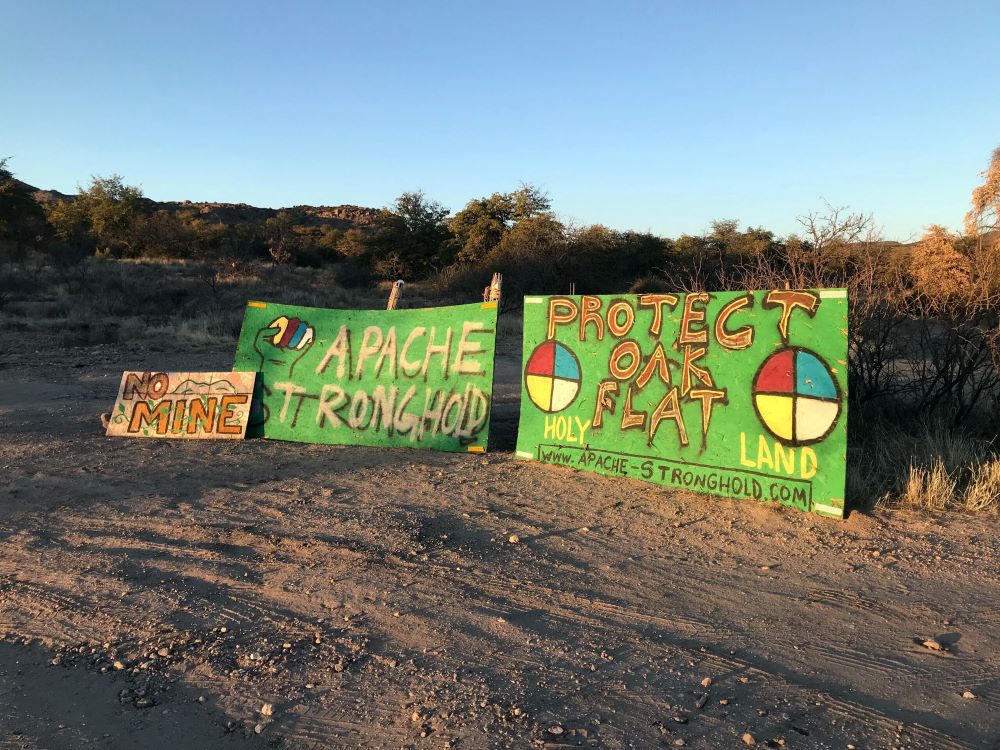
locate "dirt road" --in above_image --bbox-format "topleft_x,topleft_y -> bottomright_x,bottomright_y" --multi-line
0,340 -> 997,749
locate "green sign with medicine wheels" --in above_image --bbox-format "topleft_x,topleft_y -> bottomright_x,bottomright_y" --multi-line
234,300 -> 498,452
515,290 -> 849,518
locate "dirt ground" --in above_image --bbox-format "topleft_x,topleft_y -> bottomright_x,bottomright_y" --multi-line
0,334 -> 998,750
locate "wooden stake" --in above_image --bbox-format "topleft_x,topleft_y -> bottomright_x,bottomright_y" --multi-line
386,279 -> 404,310
569,282 -> 576,295
483,273 -> 502,304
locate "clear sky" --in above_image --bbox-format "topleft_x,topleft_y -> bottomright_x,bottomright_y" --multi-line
2,1 -> 997,241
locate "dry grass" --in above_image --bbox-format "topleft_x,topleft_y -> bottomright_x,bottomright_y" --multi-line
0,255 -> 484,350
862,417 -> 1000,515
964,459 -> 1000,513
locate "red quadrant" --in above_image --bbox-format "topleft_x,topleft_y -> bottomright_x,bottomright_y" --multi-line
526,342 -> 556,376
755,349 -> 795,393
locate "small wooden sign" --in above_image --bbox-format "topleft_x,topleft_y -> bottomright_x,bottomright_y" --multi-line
106,371 -> 255,439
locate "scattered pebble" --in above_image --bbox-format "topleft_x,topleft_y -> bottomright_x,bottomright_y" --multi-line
700,677 -> 713,687
742,731 -> 756,746
547,725 -> 564,735
508,534 -> 520,544
922,638 -> 945,651
260,703 -> 274,717
962,691 -> 976,700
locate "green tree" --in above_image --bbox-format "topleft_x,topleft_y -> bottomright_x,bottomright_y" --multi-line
0,162 -> 42,257
265,210 -> 301,264
448,184 -> 551,263
0,158 -> 46,258
366,190 -> 451,276
46,174 -> 144,254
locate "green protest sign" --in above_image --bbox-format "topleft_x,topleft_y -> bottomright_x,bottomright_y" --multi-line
515,290 -> 848,518
233,300 -> 498,452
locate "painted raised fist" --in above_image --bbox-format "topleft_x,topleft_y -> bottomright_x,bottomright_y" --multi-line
252,316 -> 315,378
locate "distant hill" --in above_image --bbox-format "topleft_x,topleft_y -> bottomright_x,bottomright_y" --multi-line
19,181 -> 382,232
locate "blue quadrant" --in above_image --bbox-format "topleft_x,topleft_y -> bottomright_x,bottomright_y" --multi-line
796,351 -> 837,399
554,345 -> 580,380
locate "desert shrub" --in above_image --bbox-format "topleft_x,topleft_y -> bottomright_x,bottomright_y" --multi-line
849,411 -> 999,514
333,259 -> 375,289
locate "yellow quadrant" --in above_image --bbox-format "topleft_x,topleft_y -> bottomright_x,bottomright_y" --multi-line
526,374 -> 553,411
795,397 -> 840,441
550,378 -> 579,412
754,394 -> 794,441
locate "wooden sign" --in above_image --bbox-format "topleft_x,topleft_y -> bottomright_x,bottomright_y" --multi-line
515,290 -> 848,518
106,371 -> 255,439
232,300 -> 498,452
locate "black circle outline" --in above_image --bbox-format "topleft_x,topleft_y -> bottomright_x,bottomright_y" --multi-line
524,341 -> 582,414
751,345 -> 842,447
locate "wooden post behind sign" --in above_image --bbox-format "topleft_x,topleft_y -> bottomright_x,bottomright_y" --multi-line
387,280 -> 404,310
483,273 -> 502,304
569,282 -> 576,295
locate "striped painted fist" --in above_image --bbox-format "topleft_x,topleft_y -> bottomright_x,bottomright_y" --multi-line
253,316 -> 315,378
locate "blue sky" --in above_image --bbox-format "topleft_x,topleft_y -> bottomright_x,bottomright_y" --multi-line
2,1 -> 997,240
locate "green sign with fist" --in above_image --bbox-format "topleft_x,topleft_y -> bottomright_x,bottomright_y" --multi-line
233,300 -> 498,452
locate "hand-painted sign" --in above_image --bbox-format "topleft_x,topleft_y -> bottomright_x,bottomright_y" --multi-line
515,290 -> 848,518
106,371 -> 255,439
233,300 -> 497,452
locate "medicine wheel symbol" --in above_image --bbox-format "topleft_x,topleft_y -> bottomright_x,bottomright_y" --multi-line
525,341 -> 581,413
752,347 -> 842,446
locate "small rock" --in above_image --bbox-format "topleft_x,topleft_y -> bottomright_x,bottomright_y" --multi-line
157,648 -> 170,658
197,695 -> 206,703
962,691 -> 976,700
673,740 -> 685,747
700,677 -> 712,687
547,725 -> 564,735
922,638 -> 945,651
260,703 -> 274,717
508,534 -> 520,544
134,697 -> 155,709
254,724 -> 264,735
411,711 -> 421,723
672,715 -> 688,724
113,660 -> 125,670
742,732 -> 756,746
